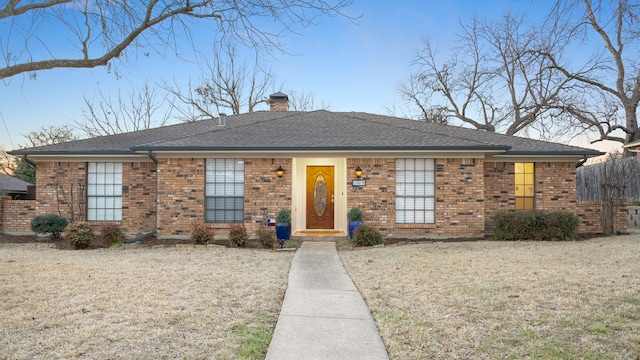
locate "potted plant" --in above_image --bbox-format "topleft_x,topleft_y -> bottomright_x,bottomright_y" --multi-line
275,208 -> 292,246
347,207 -> 363,239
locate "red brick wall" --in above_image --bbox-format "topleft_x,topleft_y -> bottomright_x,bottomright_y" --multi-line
577,199 -> 627,233
156,158 -> 205,237
433,158 -> 485,237
347,158 -> 396,232
36,162 -> 87,221
348,157 -> 485,238
244,158 -> 292,234
122,162 -> 157,234
535,162 -> 577,212
156,157 -> 294,238
484,161 -> 603,233
0,199 -> 36,232
484,162 -> 514,231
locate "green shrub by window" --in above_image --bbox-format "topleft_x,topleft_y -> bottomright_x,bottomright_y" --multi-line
30,214 -> 69,239
101,223 -> 125,247
64,222 -> 95,249
190,222 -> 214,244
257,227 -> 276,249
229,224 -> 248,247
352,225 -> 385,247
493,210 -> 578,241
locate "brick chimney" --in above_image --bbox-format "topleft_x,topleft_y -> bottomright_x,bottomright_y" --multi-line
268,92 -> 289,111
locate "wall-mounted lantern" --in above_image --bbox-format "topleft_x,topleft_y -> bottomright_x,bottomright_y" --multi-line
355,166 -> 363,178
276,165 -> 284,177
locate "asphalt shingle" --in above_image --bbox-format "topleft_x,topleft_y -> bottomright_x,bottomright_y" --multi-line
10,110 -> 601,156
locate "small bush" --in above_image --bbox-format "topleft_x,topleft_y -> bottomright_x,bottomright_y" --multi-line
352,225 -> 384,247
64,222 -> 95,249
30,214 -> 69,239
257,226 -> 276,249
493,210 -> 578,241
629,200 -> 640,206
101,223 -> 125,247
276,209 -> 291,223
347,207 -> 363,221
190,222 -> 214,244
229,224 -> 248,247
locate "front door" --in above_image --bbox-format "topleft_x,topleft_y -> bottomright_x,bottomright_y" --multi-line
306,166 -> 334,229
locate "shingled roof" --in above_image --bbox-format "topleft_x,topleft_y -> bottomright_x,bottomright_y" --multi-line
10,110 -> 601,157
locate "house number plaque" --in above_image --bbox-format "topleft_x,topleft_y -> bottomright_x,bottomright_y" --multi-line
351,180 -> 366,186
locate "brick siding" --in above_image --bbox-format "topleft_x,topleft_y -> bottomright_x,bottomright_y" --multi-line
156,158 -> 205,237
0,198 -> 36,232
577,199 -> 627,233
244,158 -> 292,234
8,157 -> 627,239
347,158 -> 396,233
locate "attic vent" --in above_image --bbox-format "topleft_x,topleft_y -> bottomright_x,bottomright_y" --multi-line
218,113 -> 226,126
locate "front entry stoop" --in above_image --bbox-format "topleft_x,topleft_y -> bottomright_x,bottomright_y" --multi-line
291,230 -> 347,242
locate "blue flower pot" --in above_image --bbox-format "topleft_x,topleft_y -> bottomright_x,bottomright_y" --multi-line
275,222 -> 291,242
348,221 -> 363,239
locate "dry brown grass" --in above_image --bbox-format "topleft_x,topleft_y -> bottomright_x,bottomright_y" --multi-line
0,244 -> 293,359
340,233 -> 640,359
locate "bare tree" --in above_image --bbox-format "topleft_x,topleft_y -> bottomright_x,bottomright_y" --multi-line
401,14 -> 575,137
0,0 -> 352,81
22,125 -> 78,148
77,82 -> 171,137
167,42 -> 276,120
287,89 -> 330,111
598,153 -> 637,234
540,0 -> 640,150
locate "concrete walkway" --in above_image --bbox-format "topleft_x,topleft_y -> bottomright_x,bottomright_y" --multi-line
265,242 -> 389,360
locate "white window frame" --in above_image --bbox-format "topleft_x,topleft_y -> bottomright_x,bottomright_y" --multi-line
87,162 -> 122,221
396,158 -> 435,224
205,159 -> 244,223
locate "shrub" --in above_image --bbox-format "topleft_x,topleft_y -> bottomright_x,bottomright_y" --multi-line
347,207 -> 363,221
352,225 -> 384,247
493,210 -> 578,241
30,214 -> 69,239
257,226 -> 276,249
629,200 -> 640,206
101,223 -> 125,247
276,208 -> 291,223
64,222 -> 95,249
229,224 -> 248,247
190,222 -> 214,245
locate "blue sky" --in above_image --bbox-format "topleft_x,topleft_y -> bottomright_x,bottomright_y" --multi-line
0,0 -> 619,153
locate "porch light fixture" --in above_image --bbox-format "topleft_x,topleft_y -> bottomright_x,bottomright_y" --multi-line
355,166 -> 363,178
276,166 -> 284,177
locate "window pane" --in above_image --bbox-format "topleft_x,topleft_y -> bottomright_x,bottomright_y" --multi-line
87,162 -> 123,221
395,158 -> 436,224
205,159 -> 244,223
525,185 -> 534,197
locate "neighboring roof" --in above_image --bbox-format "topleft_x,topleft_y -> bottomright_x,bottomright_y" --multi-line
0,173 -> 31,193
10,110 -> 602,157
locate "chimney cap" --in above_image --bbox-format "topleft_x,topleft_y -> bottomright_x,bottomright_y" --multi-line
269,92 -> 289,103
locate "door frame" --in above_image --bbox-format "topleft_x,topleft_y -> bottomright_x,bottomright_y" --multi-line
291,158 -> 347,232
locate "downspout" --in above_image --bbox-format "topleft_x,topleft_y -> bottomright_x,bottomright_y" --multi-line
576,155 -> 588,168
130,149 -> 159,243
22,154 -> 36,167
147,150 -> 158,164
